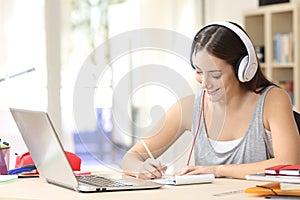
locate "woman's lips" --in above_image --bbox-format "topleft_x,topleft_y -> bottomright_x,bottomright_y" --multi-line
206,88 -> 220,95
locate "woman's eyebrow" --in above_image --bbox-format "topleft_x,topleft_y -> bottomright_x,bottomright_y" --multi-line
193,64 -> 222,73
208,70 -> 222,73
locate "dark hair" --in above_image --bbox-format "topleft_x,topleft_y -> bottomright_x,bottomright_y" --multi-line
190,22 -> 275,93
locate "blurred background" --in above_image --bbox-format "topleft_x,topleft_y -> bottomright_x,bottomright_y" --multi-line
0,0 -> 259,172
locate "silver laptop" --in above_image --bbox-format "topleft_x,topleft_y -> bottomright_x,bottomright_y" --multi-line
10,108 -> 161,192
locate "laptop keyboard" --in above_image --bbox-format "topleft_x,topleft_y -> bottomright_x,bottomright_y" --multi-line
78,175 -> 133,187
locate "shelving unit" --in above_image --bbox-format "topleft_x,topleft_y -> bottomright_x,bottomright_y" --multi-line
244,3 -> 300,111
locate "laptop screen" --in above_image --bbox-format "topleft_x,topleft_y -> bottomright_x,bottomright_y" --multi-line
10,108 -> 78,190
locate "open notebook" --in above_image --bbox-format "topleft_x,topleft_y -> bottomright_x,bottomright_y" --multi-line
10,108 -> 162,192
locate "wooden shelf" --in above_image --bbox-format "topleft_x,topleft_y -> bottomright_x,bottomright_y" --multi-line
272,63 -> 294,68
244,2 -> 300,111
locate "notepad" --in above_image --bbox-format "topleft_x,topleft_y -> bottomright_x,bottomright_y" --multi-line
151,174 -> 215,185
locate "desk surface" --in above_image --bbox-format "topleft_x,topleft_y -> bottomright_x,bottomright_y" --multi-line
0,173 -> 268,200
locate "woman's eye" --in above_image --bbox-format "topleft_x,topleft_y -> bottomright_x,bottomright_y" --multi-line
211,73 -> 222,79
196,70 -> 203,74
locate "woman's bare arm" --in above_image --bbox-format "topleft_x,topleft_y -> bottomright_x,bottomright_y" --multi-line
121,95 -> 195,179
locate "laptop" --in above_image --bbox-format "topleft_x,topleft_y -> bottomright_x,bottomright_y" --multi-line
10,108 -> 162,192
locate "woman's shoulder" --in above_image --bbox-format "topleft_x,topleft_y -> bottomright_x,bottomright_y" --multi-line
262,85 -> 296,135
265,86 -> 291,102
264,85 -> 293,112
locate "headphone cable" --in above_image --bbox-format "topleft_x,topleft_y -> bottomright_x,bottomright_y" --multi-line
186,90 -> 205,166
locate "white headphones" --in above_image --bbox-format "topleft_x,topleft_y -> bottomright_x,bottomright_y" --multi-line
200,21 -> 258,82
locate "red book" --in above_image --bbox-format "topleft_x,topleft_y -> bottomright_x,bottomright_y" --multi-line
279,164 -> 300,176
265,164 -> 291,175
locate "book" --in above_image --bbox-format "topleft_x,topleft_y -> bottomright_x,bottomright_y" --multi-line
265,164 -> 289,175
273,32 -> 294,63
246,173 -> 300,183
280,182 -> 300,190
280,164 -> 300,176
264,164 -> 300,176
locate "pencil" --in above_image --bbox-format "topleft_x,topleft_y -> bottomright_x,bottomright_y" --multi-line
141,140 -> 154,159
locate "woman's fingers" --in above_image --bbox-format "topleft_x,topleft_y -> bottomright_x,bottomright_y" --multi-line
175,165 -> 217,176
175,166 -> 195,176
138,158 -> 167,179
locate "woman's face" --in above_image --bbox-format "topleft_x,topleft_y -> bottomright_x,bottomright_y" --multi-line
193,50 -> 238,102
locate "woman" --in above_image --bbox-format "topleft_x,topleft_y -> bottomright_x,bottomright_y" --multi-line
121,21 -> 300,180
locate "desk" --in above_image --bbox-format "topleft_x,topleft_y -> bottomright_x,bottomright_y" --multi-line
0,174 -> 268,200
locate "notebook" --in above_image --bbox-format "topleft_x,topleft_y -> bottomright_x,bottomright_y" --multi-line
10,108 -> 162,192
151,174 -> 215,185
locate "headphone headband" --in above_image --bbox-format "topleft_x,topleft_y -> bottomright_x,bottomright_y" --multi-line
200,21 -> 258,82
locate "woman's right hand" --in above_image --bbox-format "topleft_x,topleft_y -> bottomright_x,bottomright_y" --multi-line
137,158 -> 167,179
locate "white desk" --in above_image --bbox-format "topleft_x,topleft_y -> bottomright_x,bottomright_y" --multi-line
0,174 -> 268,200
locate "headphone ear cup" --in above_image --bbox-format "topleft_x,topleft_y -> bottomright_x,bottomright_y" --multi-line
237,55 -> 258,82
237,56 -> 249,82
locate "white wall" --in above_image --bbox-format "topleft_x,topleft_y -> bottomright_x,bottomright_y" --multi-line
205,0 -> 258,26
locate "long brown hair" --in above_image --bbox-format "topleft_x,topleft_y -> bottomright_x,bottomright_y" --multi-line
190,22 -> 275,93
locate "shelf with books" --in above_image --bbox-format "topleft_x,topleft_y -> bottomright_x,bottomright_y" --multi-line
273,32 -> 294,64
244,2 -> 300,111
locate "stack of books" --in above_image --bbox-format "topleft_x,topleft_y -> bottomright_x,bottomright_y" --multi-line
246,164 -> 300,189
247,165 -> 300,180
265,164 -> 300,190
245,164 -> 300,197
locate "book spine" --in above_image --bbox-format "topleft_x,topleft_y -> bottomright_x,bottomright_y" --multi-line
273,32 -> 294,63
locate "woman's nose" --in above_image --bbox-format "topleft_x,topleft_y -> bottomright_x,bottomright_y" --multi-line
201,75 -> 210,89
195,73 -> 211,89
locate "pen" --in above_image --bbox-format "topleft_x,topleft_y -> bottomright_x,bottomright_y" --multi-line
141,140 -> 154,159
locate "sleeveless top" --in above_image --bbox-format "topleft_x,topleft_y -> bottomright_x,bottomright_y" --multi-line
192,86 -> 274,165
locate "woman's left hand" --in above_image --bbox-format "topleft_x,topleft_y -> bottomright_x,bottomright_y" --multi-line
175,165 -> 222,177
